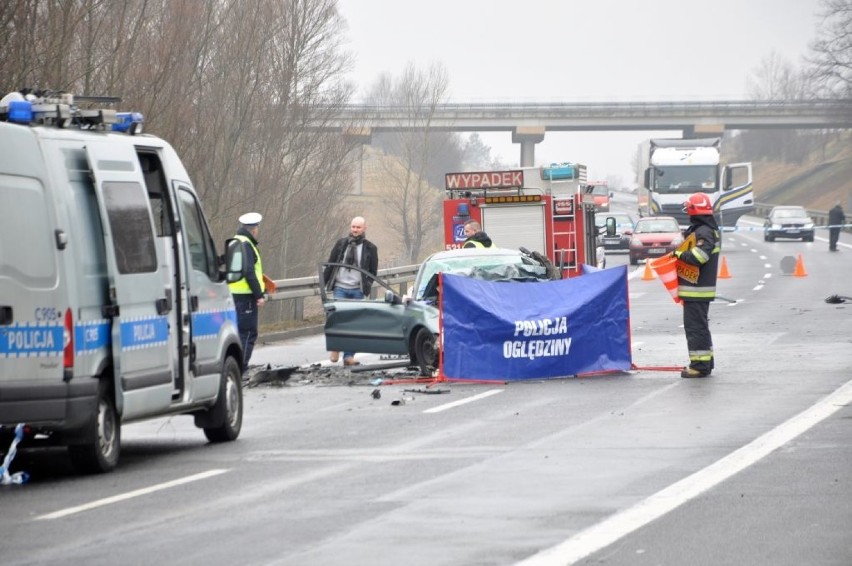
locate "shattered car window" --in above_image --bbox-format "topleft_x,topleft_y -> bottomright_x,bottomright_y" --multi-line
417,261 -> 549,303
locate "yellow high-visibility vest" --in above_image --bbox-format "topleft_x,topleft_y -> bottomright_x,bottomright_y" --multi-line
228,235 -> 264,295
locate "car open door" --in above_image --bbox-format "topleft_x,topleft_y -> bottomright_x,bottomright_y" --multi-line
85,141 -> 175,418
320,263 -> 410,357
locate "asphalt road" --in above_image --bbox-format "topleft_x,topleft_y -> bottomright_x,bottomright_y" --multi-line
2,208 -> 851,566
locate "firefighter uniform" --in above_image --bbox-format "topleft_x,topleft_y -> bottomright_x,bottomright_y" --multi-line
675,193 -> 720,378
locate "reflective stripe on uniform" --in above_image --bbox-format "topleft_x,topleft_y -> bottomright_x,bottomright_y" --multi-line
688,349 -> 714,362
691,246 -> 710,264
679,288 -> 716,299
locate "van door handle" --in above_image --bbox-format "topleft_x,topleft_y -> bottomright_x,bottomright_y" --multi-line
0,306 -> 12,325
156,296 -> 172,315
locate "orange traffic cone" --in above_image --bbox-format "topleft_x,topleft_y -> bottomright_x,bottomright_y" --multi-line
649,255 -> 682,304
641,261 -> 655,280
718,256 -> 731,279
793,254 -> 808,277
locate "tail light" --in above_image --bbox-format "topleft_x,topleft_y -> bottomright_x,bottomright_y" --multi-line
63,308 -> 74,369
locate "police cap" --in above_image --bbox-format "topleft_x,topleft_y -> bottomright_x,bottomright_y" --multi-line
239,212 -> 262,226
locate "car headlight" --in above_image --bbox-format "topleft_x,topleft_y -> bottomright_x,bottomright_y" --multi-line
672,236 -> 684,247
804,222 -> 814,229
772,223 -> 782,229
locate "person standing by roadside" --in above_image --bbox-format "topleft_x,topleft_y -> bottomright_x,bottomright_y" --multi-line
828,202 -> 845,252
462,220 -> 494,248
323,216 -> 378,366
228,212 -> 266,373
674,193 -> 720,378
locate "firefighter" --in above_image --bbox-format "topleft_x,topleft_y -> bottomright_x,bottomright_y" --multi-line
462,220 -> 494,248
673,192 -> 720,378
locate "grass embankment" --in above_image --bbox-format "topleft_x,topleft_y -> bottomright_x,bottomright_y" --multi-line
754,132 -> 852,211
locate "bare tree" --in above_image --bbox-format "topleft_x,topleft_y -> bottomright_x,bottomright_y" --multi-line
0,0 -> 361,325
746,51 -> 809,100
461,133 -> 498,171
807,0 -> 852,98
364,63 -> 453,263
743,52 -> 823,163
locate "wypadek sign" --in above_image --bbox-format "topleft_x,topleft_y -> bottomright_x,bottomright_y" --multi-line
440,265 -> 631,380
445,170 -> 523,190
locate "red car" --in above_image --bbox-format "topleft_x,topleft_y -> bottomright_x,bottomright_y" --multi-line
591,184 -> 611,212
629,216 -> 684,265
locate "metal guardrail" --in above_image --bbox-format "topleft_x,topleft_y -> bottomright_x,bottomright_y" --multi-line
267,264 -> 420,302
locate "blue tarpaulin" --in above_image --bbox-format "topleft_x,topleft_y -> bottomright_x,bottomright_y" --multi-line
440,265 -> 631,380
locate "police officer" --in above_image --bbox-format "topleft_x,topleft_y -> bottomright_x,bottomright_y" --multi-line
674,193 -> 720,378
462,220 -> 494,248
229,212 -> 266,373
828,202 -> 845,251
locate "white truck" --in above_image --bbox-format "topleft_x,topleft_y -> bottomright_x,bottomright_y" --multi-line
637,137 -> 753,227
0,90 -> 246,474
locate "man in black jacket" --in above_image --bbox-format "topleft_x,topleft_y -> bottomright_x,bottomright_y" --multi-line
828,202 -> 845,251
323,216 -> 379,366
674,193 -> 720,378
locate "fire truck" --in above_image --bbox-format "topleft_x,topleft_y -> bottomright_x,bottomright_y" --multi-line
442,163 -> 604,277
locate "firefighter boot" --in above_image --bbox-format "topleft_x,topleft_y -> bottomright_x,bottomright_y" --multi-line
681,367 -> 711,378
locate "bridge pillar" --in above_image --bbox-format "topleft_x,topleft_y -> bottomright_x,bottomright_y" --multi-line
343,127 -> 372,195
512,126 -> 545,167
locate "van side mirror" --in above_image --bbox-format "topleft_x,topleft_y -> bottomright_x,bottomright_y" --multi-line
222,238 -> 245,283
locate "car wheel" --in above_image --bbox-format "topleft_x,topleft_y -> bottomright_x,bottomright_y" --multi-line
767,234 -> 775,242
804,235 -> 814,242
414,327 -> 439,377
68,378 -> 120,474
203,356 -> 243,443
630,255 -> 638,266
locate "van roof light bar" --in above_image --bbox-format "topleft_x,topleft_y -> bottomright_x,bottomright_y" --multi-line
0,89 -> 141,133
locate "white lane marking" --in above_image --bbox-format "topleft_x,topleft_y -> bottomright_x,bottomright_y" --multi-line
424,389 -> 504,413
516,378 -> 852,566
35,469 -> 229,520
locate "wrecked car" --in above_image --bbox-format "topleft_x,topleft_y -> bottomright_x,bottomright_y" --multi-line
320,247 -> 558,376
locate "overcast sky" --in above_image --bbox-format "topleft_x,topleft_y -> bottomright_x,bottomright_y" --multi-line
337,0 -> 823,185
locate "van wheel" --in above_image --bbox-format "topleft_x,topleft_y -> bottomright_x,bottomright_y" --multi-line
203,356 -> 243,443
68,379 -> 120,474
414,328 -> 439,377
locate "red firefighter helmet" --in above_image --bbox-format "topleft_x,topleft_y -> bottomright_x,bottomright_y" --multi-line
683,192 -> 714,216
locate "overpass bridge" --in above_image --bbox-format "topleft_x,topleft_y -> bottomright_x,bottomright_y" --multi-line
333,99 -> 852,166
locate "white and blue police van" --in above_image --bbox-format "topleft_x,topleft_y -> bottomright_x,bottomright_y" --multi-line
0,90 -> 245,473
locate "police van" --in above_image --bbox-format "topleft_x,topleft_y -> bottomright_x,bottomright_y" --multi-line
0,90 -> 245,473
